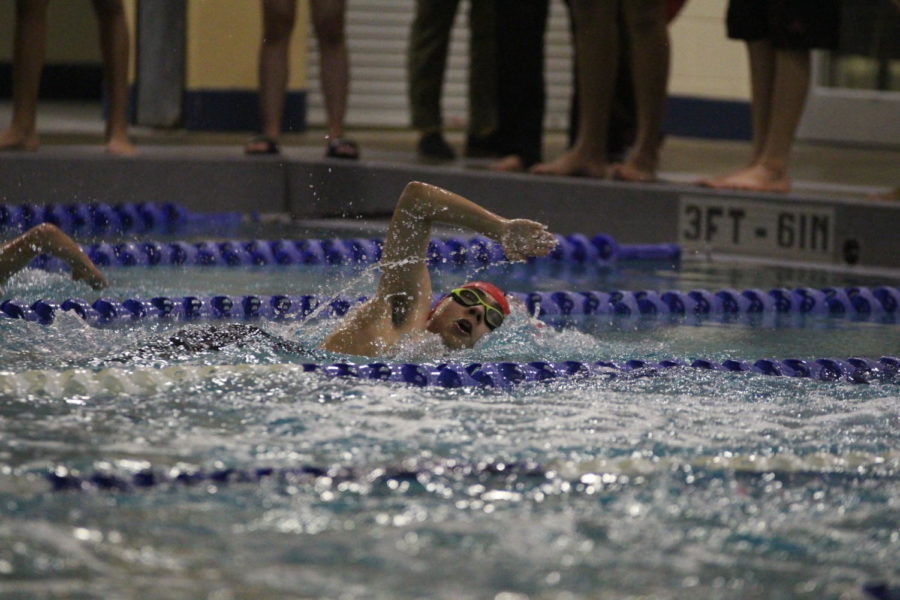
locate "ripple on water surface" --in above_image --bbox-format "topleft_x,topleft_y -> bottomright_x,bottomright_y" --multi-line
1,262 -> 898,598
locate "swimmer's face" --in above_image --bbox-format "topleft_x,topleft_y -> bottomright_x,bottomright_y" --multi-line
426,291 -> 503,349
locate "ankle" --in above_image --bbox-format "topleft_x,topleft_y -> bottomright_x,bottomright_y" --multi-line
567,143 -> 604,164
755,160 -> 788,179
625,150 -> 658,172
2,125 -> 35,138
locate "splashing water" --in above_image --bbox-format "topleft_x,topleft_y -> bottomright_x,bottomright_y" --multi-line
1,259 -> 899,599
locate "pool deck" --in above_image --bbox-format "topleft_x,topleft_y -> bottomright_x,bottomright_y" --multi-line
1,101 -> 899,272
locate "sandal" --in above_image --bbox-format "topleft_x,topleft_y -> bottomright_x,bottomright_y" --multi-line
325,137 -> 359,160
244,135 -> 280,155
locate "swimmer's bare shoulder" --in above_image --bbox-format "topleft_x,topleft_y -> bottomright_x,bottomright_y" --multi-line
321,294 -> 430,356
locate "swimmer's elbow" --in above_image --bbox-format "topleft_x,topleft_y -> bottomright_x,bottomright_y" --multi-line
31,222 -> 60,236
403,181 -> 429,196
396,181 -> 431,219
399,180 -> 428,200
28,223 -> 63,247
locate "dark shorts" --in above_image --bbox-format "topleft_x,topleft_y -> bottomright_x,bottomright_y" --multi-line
726,0 -> 840,50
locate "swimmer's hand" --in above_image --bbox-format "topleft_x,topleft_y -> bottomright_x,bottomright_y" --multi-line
71,262 -> 109,290
499,219 -> 557,262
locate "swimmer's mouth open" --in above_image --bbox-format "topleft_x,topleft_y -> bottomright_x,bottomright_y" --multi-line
455,319 -> 472,336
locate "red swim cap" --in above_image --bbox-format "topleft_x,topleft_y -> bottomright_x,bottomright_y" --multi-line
461,281 -> 510,315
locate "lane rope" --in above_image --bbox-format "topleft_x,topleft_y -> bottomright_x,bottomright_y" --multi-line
1,201 -> 239,236
19,234 -> 678,271
1,356 -> 896,402
3,286 -> 898,326
43,451 -> 900,493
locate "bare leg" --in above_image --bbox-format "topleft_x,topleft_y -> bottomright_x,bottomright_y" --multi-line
531,0 -> 617,177
700,40 -> 778,188
707,47 -> 808,193
0,0 -> 49,151
310,0 -> 348,141
93,0 -> 136,156
246,0 -> 296,153
744,40 -> 776,163
612,0 -> 668,182
752,49 -> 810,189
700,40 -> 774,185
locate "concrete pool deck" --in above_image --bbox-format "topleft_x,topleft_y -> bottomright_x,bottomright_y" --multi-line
1,101 -> 898,272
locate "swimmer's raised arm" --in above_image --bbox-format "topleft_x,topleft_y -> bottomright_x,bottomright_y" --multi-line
376,181 -> 556,305
0,223 -> 108,289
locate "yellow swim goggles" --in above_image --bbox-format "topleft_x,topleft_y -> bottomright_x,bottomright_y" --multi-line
449,287 -> 505,330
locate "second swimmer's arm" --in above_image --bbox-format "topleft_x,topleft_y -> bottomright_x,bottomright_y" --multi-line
0,223 -> 108,289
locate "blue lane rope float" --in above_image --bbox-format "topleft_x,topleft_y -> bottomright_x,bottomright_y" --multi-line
74,234 -> 626,267
18,234 -> 678,271
0,202 -> 241,236
518,286 -> 900,319
44,459 -> 552,493
1,357 -> 897,403
864,583 -> 900,600
3,286 -> 898,326
43,449 -> 899,493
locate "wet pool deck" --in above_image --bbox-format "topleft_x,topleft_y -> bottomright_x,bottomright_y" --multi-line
1,101 -> 899,272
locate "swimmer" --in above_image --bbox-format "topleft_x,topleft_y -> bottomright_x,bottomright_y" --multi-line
112,182 -> 555,362
319,181 -> 556,356
0,223 -> 108,289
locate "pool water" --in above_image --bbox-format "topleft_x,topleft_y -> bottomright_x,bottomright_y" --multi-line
1,255 -> 899,600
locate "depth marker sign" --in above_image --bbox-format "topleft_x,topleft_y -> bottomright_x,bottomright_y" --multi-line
678,195 -> 836,262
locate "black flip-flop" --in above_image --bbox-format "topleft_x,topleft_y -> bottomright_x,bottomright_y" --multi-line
325,137 -> 359,160
244,135 -> 280,155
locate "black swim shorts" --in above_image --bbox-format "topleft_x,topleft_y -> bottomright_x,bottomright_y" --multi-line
726,0 -> 840,50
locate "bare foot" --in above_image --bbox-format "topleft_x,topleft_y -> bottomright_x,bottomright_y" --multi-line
868,187 -> 900,202
696,175 -> 721,187
106,136 -> 137,157
489,155 -> 525,173
0,128 -> 39,152
702,164 -> 790,193
530,150 -> 608,178
697,163 -> 753,187
610,161 -> 658,183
